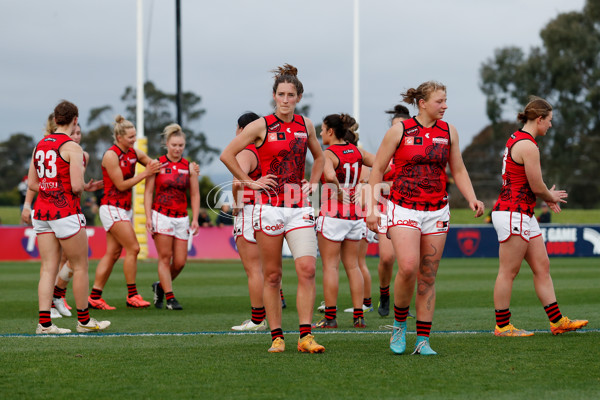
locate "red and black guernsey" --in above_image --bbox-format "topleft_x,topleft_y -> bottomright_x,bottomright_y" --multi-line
492,130 -> 538,217
152,155 -> 191,218
101,144 -> 137,211
33,133 -> 82,221
256,114 -> 309,207
381,160 -> 395,200
320,143 -> 363,220
238,144 -> 261,205
389,117 -> 451,211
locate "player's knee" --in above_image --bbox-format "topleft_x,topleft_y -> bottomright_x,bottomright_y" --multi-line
296,258 -> 316,281
264,271 -> 282,287
397,262 -> 418,280
379,253 -> 395,269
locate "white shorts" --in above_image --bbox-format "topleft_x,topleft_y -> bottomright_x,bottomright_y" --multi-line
377,203 -> 388,234
316,216 -> 366,242
150,209 -> 190,240
491,211 -> 542,243
33,214 -> 86,239
252,205 -> 315,236
99,205 -> 133,232
387,200 -> 450,235
233,204 -> 256,244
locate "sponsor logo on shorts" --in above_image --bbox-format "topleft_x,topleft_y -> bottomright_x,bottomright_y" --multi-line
397,219 -> 419,228
436,221 -> 448,229
158,228 -> 174,234
433,137 -> 449,145
303,214 -> 315,223
264,223 -> 284,231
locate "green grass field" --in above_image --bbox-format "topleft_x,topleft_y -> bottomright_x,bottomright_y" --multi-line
0,257 -> 598,399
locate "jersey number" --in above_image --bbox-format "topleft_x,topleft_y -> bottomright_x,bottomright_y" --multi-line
342,162 -> 359,187
34,149 -> 58,179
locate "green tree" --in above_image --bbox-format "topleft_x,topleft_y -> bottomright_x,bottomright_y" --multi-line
450,121 -> 520,208
0,133 -> 35,193
121,81 -> 219,163
479,0 -> 600,208
82,81 -> 221,206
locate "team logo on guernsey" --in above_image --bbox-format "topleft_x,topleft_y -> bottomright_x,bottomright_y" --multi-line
457,229 -> 480,256
433,137 -> 449,145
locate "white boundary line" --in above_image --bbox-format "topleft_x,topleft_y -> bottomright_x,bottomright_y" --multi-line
2,328 -> 598,338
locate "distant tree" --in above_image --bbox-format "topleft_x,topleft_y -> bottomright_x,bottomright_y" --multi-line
479,0 -> 600,208
82,81 -> 221,207
0,133 -> 35,192
121,81 -> 219,164
449,121 -> 520,208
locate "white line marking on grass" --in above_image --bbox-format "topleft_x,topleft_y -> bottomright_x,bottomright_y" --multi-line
2,328 -> 598,338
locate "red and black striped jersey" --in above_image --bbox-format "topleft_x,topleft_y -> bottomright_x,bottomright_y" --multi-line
256,114 -> 309,207
389,117 -> 451,211
152,155 -> 190,217
101,145 -> 137,211
492,130 -> 538,217
32,133 -> 82,221
320,143 -> 363,220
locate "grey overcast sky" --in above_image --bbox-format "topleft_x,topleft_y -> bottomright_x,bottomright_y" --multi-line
0,0 -> 586,180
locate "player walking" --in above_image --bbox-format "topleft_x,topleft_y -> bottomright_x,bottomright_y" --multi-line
491,97 -> 588,336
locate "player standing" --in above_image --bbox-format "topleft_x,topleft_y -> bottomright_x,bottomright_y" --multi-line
89,115 -> 160,310
491,97 -> 588,336
375,105 -> 411,317
220,64 -> 326,353
314,113 -> 375,329
367,81 -> 484,355
30,100 -> 110,334
145,123 -> 200,311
